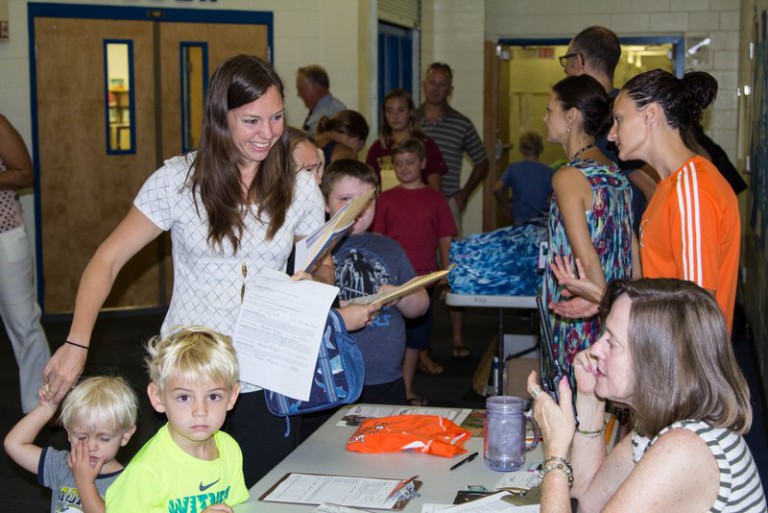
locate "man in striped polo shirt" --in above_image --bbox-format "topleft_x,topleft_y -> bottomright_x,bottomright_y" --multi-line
415,62 -> 488,231
415,62 -> 489,363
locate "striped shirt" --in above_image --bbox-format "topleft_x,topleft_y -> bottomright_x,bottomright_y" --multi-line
639,155 -> 740,332
632,420 -> 766,513
414,104 -> 487,197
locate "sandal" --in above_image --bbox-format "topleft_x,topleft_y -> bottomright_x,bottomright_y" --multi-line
417,360 -> 444,375
407,395 -> 428,406
452,345 -> 471,360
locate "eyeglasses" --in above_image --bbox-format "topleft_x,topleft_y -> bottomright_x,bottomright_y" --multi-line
559,53 -> 579,68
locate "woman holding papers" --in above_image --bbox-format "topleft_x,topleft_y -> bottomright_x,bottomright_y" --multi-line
40,55 -> 334,486
528,279 -> 765,513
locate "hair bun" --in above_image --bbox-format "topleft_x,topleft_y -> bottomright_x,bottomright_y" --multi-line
681,71 -> 718,111
677,71 -> 718,127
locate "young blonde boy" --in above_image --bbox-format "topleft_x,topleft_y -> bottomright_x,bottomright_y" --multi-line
105,326 -> 247,513
4,376 -> 138,513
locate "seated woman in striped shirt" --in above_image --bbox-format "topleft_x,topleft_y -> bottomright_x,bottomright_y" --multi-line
528,278 -> 765,513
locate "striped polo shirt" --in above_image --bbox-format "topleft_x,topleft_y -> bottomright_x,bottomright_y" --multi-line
415,104 -> 487,198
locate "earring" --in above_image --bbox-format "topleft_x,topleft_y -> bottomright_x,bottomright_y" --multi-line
566,125 -> 571,133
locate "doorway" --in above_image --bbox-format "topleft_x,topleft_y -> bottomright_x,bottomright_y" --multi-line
28,3 -> 272,314
488,37 -> 682,229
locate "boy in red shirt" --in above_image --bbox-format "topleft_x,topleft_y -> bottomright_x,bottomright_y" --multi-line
373,138 -> 457,405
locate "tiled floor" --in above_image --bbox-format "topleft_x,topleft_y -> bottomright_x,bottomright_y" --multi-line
0,304 -> 764,511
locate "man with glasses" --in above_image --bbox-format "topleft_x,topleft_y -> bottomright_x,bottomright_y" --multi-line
415,62 -> 489,367
561,26 -> 657,236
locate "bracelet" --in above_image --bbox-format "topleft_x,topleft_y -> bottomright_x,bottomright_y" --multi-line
539,456 -> 574,488
576,421 -> 607,438
65,340 -> 89,350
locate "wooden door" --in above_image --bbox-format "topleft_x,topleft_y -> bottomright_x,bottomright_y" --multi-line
159,22 -> 269,160
35,18 -> 158,313
34,15 -> 269,314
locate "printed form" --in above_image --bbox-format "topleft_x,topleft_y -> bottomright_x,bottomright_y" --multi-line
233,268 -> 339,400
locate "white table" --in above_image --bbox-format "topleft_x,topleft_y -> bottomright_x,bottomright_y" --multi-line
237,405 -> 544,512
445,293 -> 538,396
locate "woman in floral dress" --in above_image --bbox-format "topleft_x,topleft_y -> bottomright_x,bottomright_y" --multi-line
542,75 -> 636,372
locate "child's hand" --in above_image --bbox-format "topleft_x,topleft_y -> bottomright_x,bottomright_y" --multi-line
376,284 -> 401,307
67,440 -> 104,485
201,505 -> 234,513
337,303 -> 380,331
290,270 -> 313,281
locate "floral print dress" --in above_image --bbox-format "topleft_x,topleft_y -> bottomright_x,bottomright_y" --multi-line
543,157 -> 634,371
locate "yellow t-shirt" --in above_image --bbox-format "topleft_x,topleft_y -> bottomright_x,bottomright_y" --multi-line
105,423 -> 248,512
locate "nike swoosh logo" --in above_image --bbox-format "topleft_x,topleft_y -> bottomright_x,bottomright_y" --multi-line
199,479 -> 220,492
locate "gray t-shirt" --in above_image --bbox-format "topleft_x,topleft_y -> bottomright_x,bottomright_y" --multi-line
333,232 -> 416,385
39,447 -> 122,513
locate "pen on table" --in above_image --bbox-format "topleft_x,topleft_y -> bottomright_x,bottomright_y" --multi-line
386,474 -> 418,499
450,451 -> 479,471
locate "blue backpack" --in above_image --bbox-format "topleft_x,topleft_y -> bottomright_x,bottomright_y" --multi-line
264,309 -> 365,416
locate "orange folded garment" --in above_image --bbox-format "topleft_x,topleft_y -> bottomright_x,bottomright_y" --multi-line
346,414 -> 471,458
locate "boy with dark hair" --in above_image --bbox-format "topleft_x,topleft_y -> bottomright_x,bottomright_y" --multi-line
322,159 -> 429,405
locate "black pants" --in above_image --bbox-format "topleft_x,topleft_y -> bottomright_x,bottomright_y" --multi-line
223,390 -> 302,488
359,378 -> 407,405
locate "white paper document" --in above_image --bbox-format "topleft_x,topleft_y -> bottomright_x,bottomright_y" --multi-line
233,268 -> 339,400
260,473 -> 412,509
493,471 -> 542,491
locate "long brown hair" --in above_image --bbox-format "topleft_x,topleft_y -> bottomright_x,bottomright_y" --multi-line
600,279 -> 752,437
190,54 -> 293,252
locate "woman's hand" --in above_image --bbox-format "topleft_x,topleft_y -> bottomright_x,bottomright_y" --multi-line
527,372 -> 575,458
41,344 -> 87,405
549,296 -> 599,319
572,349 -> 598,397
550,255 -> 605,305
